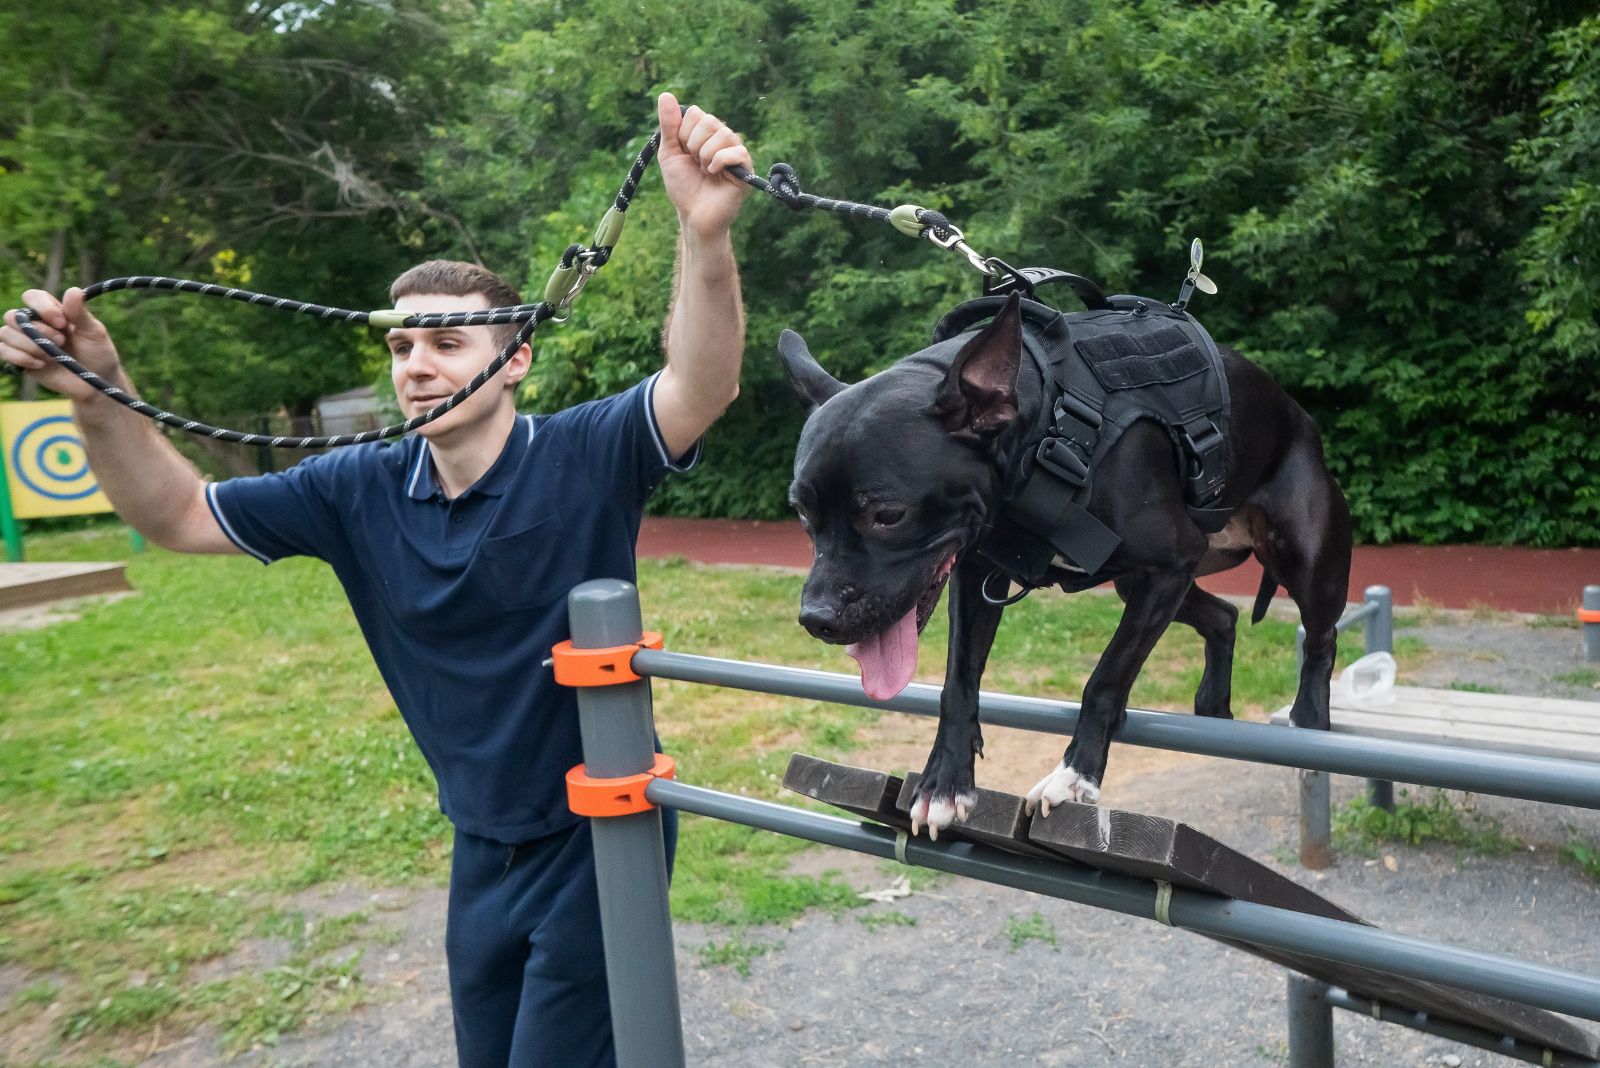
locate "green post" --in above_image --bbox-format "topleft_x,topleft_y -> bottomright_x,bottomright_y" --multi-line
0,445 -> 23,562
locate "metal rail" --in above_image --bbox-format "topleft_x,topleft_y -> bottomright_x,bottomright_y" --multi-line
569,578 -> 1600,1068
649,777 -> 1600,1023
630,647 -> 1600,810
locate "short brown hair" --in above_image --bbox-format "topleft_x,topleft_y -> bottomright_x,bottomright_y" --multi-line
389,260 -> 524,350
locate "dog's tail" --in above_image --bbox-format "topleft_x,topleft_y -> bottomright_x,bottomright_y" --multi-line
1250,570 -> 1278,625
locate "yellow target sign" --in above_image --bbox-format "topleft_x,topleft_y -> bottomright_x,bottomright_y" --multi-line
0,400 -> 113,518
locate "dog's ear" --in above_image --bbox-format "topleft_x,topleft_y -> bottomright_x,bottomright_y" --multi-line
931,291 -> 1022,440
778,329 -> 846,412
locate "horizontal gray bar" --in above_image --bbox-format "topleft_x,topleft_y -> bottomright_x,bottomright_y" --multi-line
632,649 -> 1600,810
1323,985 -> 1600,1068
647,779 -> 1600,1023
1333,599 -> 1379,633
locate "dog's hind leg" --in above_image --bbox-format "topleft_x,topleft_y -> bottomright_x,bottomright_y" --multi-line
1173,583 -> 1240,719
1258,448 -> 1353,731
908,557 -> 1005,837
1114,578 -> 1239,718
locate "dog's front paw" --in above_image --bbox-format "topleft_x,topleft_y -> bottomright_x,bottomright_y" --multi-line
906,785 -> 977,841
1024,761 -> 1101,817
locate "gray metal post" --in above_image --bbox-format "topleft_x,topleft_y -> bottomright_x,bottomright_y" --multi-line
1299,768 -> 1333,869
1584,586 -> 1600,664
1286,974 -> 1335,1068
1363,586 -> 1396,812
1296,626 -> 1333,868
568,579 -> 685,1068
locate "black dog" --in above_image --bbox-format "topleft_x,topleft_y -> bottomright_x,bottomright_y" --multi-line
779,289 -> 1351,836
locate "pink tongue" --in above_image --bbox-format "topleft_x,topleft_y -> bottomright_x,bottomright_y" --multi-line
846,607 -> 919,701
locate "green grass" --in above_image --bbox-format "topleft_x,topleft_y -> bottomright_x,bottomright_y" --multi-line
696,938 -> 778,978
1555,668 -> 1598,688
857,910 -> 916,932
0,523 -> 1367,1063
1561,834 -> 1600,882
1333,790 -> 1520,857
1002,912 -> 1059,952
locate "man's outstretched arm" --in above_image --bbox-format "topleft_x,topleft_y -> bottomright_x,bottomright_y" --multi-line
650,92 -> 752,461
0,289 -> 236,554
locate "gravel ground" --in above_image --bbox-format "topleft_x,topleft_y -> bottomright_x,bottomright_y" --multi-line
139,609 -> 1600,1068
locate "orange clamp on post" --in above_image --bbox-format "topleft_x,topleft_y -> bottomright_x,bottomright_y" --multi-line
550,631 -> 664,687
566,754 -> 676,817
1579,608 -> 1600,624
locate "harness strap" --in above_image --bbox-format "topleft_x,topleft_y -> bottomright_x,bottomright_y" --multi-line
984,265 -> 1113,311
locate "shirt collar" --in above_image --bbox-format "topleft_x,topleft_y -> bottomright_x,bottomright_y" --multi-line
405,415 -> 534,501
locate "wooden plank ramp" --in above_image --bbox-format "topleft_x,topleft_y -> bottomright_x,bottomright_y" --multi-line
784,753 -> 1600,1060
1270,685 -> 1600,763
0,562 -> 131,612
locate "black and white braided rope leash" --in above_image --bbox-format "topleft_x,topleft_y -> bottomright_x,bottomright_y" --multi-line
8,114 -> 996,448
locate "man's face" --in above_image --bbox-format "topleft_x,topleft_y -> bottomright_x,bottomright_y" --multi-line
385,292 -> 527,442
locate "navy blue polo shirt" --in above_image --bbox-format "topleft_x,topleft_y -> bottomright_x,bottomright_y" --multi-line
206,372 -> 697,842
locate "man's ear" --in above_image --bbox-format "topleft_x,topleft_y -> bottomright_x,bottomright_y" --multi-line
505,341 -> 533,390
931,291 -> 1022,440
778,329 -> 846,413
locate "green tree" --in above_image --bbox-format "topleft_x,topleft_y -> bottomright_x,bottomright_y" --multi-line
430,0 -> 1598,542
0,1 -> 472,436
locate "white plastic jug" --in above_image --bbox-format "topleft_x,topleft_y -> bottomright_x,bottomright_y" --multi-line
1338,651 -> 1397,706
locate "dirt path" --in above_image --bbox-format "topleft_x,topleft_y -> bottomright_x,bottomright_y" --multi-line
140,609 -> 1600,1068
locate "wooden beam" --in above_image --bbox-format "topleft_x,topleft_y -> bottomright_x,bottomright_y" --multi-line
785,754 -> 1599,1060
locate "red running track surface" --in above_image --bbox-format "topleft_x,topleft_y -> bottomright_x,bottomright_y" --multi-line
637,517 -> 1599,616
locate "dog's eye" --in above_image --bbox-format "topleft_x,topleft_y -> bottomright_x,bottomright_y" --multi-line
872,507 -> 906,528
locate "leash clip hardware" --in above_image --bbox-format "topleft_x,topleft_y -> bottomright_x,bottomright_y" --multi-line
920,223 -> 997,277
548,250 -> 606,324
953,240 -> 1000,278
980,568 -> 1035,607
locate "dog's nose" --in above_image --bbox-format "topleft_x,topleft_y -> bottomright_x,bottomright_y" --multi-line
798,603 -> 841,642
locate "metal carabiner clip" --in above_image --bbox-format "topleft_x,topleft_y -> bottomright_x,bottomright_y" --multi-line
549,253 -> 603,324
927,226 -> 999,277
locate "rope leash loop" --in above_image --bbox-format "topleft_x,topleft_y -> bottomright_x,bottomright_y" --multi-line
12,289 -> 552,449
5,119 -> 667,450
7,106 -> 995,448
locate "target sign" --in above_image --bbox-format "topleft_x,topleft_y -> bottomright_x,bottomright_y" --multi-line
0,401 -> 113,518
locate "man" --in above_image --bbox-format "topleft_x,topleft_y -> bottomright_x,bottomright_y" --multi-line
0,92 -> 751,1067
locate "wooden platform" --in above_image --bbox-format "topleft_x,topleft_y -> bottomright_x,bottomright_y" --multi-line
784,753 -> 1600,1060
1270,685 -> 1600,762
0,562 -> 132,612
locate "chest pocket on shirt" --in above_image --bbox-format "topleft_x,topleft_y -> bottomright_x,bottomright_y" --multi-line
476,514 -> 570,610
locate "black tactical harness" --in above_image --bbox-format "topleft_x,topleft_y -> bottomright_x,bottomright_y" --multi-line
930,268 -> 1231,598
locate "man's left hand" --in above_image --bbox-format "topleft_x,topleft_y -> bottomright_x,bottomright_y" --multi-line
656,92 -> 753,240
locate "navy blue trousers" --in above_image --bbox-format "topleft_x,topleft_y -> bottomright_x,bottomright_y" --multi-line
446,810 -> 678,1068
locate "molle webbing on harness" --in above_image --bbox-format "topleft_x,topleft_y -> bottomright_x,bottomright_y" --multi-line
934,291 -> 1230,588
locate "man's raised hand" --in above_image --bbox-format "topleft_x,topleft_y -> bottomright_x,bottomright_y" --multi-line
656,92 -> 753,241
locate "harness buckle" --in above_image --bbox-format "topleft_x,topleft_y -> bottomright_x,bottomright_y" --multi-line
1051,392 -> 1103,445
1181,418 -> 1226,501
1035,437 -> 1090,489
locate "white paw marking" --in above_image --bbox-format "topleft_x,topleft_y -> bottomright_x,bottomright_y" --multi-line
908,789 -> 977,839
1024,761 -> 1101,817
